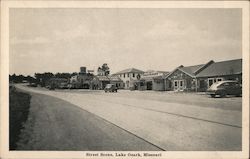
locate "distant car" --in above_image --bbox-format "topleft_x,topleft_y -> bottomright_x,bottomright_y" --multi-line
29,83 -> 37,87
104,84 -> 117,93
46,85 -> 55,90
49,86 -> 55,90
59,83 -> 68,89
206,80 -> 242,98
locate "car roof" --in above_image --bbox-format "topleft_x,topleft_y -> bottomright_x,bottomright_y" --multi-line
220,80 -> 238,83
214,80 -> 238,85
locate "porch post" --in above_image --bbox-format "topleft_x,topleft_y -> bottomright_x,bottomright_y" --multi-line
164,78 -> 166,91
195,78 -> 198,92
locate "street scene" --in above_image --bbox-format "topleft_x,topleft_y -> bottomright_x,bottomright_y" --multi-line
12,84 -> 241,151
7,7 -> 244,153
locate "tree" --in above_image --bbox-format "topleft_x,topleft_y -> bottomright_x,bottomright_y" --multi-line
101,63 -> 110,76
34,72 -> 54,87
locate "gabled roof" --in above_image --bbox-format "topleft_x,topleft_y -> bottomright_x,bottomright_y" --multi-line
113,68 -> 144,75
179,64 -> 205,77
164,64 -> 206,79
196,59 -> 242,77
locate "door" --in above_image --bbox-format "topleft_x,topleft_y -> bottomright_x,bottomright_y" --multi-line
146,81 -> 153,90
199,80 -> 206,91
174,80 -> 184,91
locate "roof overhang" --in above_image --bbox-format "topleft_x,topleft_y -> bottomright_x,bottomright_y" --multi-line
164,67 -> 195,79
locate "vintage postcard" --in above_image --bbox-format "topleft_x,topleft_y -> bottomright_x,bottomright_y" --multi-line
1,1 -> 249,159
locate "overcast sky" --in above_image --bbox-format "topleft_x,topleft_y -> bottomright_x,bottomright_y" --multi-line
10,8 -> 242,76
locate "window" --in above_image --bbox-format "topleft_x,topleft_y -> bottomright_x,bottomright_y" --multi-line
180,80 -> 183,87
217,78 -> 223,82
175,81 -> 178,87
208,78 -> 214,86
127,73 -> 129,77
126,81 -> 129,87
133,73 -> 135,77
124,74 -> 125,78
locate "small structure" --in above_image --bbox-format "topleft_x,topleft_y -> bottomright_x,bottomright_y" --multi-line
164,59 -> 242,92
196,59 -> 242,91
109,75 -> 124,89
165,65 -> 201,91
69,67 -> 94,89
137,70 -> 169,91
112,68 -> 144,89
91,75 -> 110,90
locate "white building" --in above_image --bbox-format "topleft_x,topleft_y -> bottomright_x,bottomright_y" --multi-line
112,68 -> 144,89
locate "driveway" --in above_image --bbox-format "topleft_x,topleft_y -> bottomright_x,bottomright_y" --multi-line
16,84 -> 242,151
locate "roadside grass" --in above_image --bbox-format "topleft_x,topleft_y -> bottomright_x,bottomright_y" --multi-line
9,87 -> 31,150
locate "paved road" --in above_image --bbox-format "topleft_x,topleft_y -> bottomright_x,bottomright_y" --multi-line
16,92 -> 160,151
16,84 -> 242,151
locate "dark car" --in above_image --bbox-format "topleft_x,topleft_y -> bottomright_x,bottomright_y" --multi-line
59,82 -> 68,89
206,80 -> 242,98
104,84 -> 117,93
46,85 -> 55,90
29,83 -> 37,87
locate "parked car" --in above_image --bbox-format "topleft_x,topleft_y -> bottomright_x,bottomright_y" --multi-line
104,84 -> 117,93
206,80 -> 242,98
59,82 -> 68,89
29,83 -> 37,87
46,85 -> 55,90
49,86 -> 55,90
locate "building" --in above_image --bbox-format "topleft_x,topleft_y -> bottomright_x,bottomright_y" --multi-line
164,62 -> 211,91
91,75 -> 110,90
109,75 -> 124,89
70,74 -> 94,89
164,59 -> 242,92
196,59 -> 242,91
137,70 -> 169,91
69,67 -> 94,89
112,68 -> 144,89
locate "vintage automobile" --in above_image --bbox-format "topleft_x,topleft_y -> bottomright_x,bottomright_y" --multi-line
29,83 -> 38,87
46,84 -> 55,90
104,84 -> 118,93
206,80 -> 242,98
58,82 -> 68,89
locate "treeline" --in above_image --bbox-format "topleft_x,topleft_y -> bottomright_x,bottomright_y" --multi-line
9,74 -> 36,83
9,72 -> 79,87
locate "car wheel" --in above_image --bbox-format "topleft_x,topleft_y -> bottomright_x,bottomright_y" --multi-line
236,94 -> 242,97
210,94 -> 215,98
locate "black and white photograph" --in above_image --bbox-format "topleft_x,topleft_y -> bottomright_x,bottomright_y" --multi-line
1,1 -> 249,159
